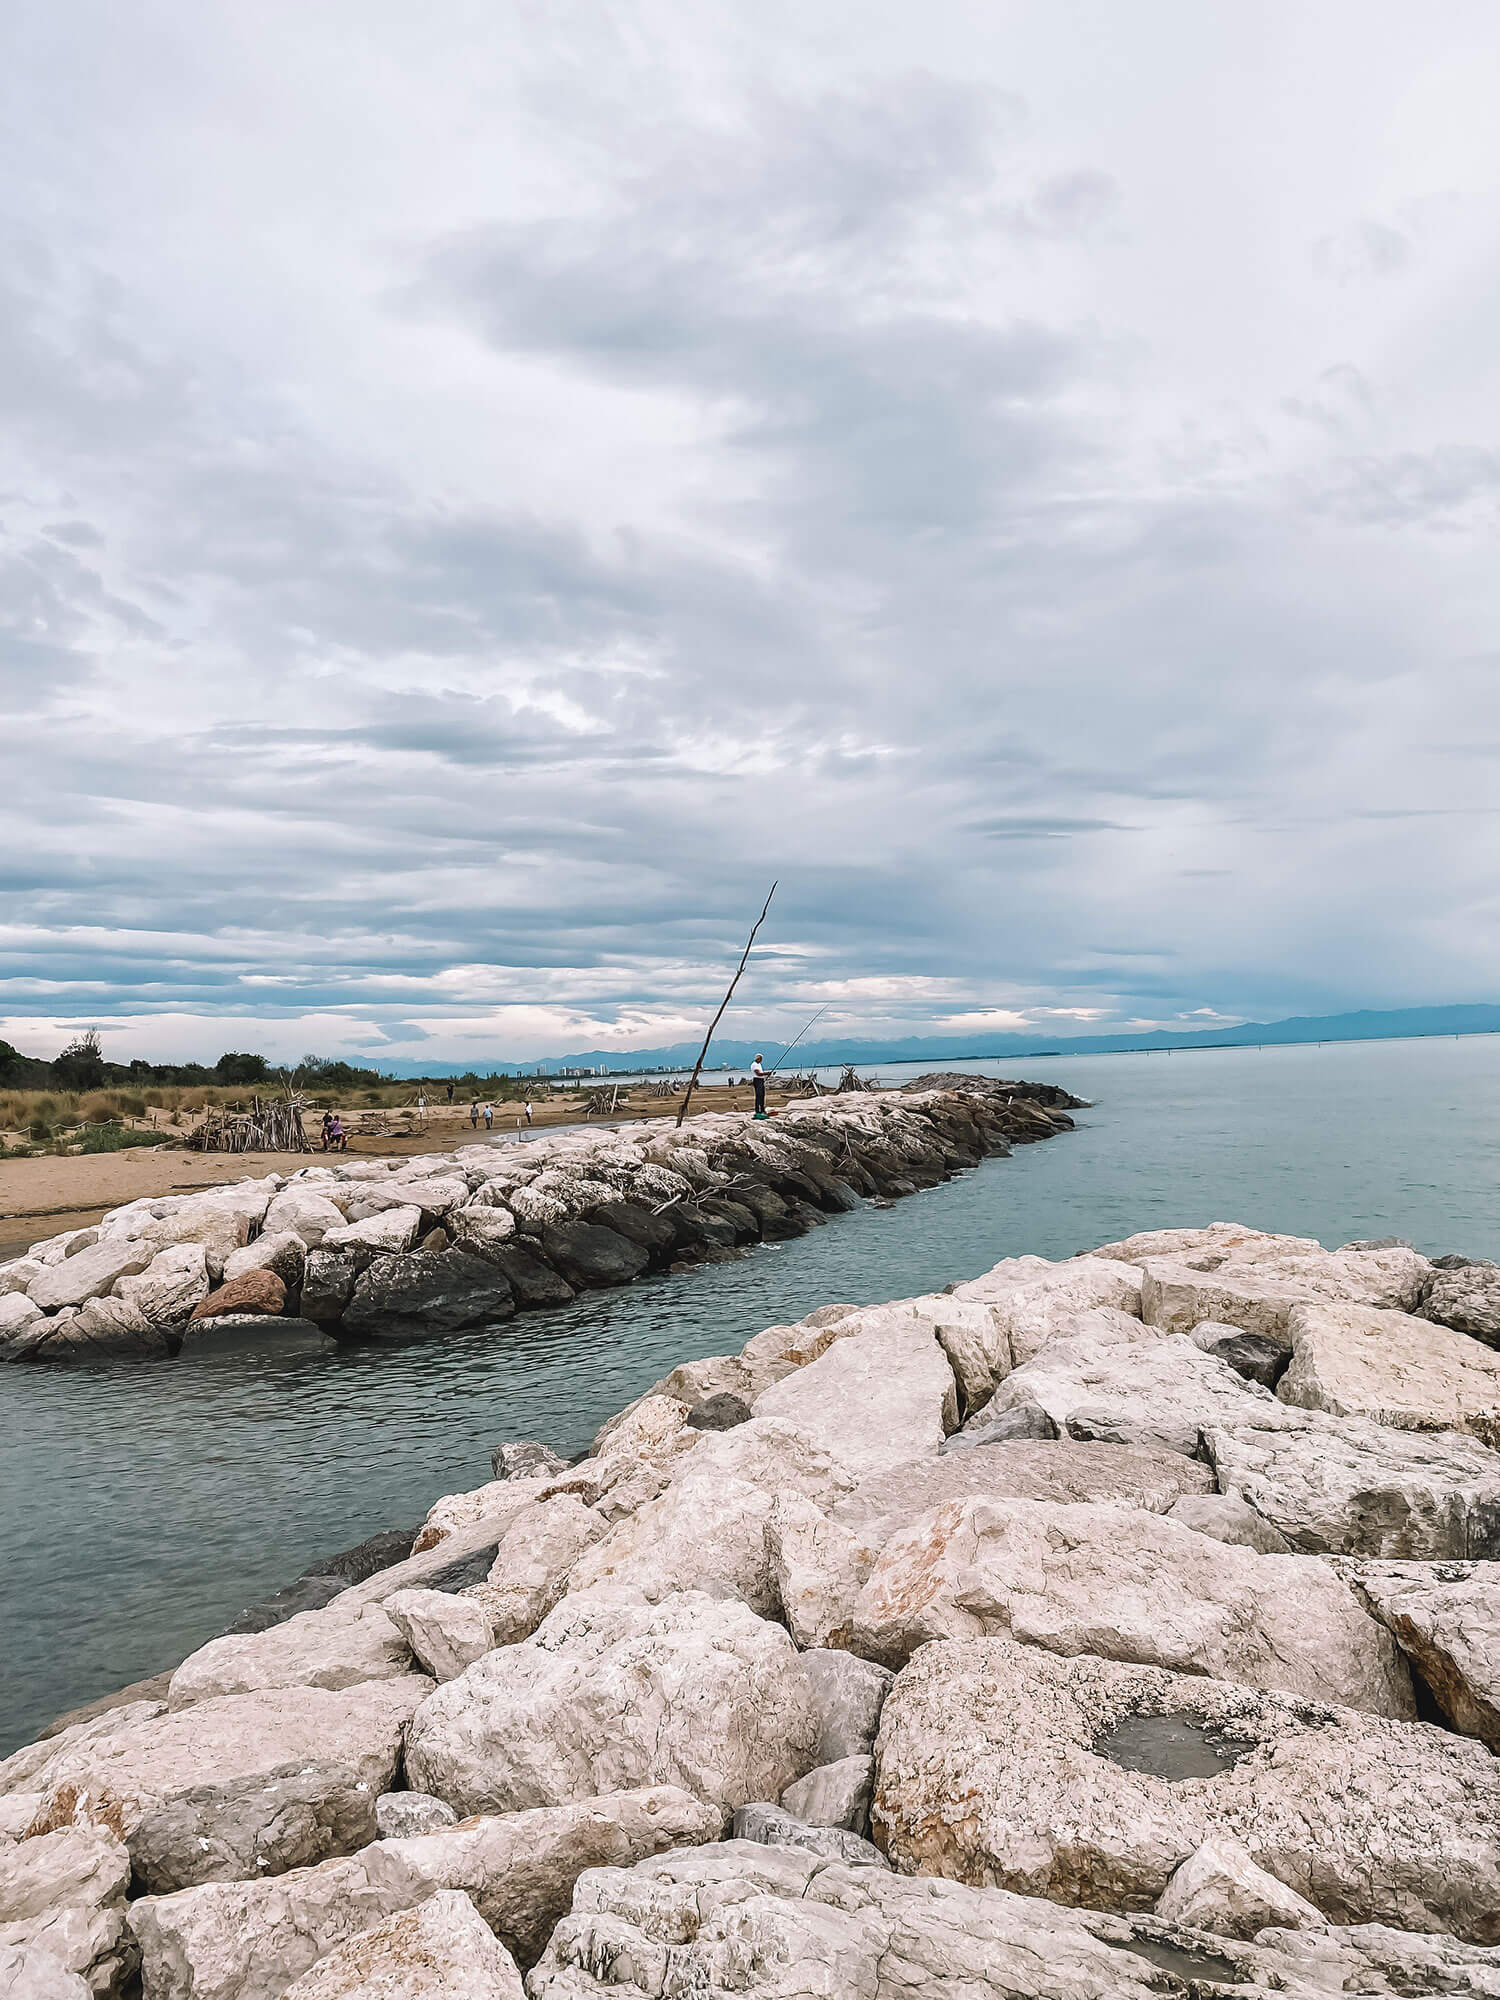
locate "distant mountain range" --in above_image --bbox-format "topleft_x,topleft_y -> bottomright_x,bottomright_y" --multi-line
374,1002 -> 1500,1077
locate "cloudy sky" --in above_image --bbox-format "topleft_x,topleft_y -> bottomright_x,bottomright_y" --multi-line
3,2 -> 1499,1066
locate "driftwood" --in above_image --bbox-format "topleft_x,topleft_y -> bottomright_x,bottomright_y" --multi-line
677,882 -> 777,1128
189,1087 -> 311,1153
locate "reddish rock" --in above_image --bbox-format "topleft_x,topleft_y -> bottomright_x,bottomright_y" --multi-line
190,1269 -> 287,1320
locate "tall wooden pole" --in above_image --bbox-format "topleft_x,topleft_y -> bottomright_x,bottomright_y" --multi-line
676,883 -> 777,1128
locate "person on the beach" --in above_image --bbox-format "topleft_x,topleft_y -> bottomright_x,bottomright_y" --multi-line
751,1053 -> 767,1116
327,1114 -> 347,1152
319,1111 -> 335,1151
524,1100 -> 533,1125
469,1100 -> 479,1128
445,1081 -> 454,1104
483,1102 -> 494,1129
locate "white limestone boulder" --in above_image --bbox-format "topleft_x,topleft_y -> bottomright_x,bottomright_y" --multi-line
321,1209 -> 424,1256
872,1637 -> 1500,1940
1332,1557 -> 1500,1748
848,1494 -> 1414,1713
1204,1411 -> 1500,1557
976,1323 -> 1279,1457
167,1606 -> 412,1708
261,1191 -> 348,1249
27,1241 -> 153,1313
139,1204 -> 252,1282
129,1785 -> 721,1996
1277,1300 -> 1500,1447
373,1792 -> 456,1840
112,1244 -> 211,1326
466,1497 -> 604,1645
0,1940 -> 94,1998
1155,1832 -> 1325,1939
780,1754 -> 873,1833
765,1492 -> 880,1649
525,1841 -> 1500,1999
222,1231 -> 307,1292
0,1703 -> 166,1802
0,1824 -> 130,1924
1139,1240 -> 1430,1344
27,1678 -> 432,1892
403,1589 -> 818,1819
800,1649 -> 893,1763
567,1474 -> 776,1615
831,1437 -> 1213,1546
752,1316 -> 958,1477
1424,1264 -> 1500,1349
447,1206 -> 518,1261
676,1416 -> 858,1510
382,1591 -> 494,1683
0,1292 -> 42,1338
410,1473 -> 554,1554
279,1890 -> 524,1999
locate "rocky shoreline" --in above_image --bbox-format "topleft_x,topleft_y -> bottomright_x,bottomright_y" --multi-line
8,1207 -> 1500,1993
0,1078 -> 1080,1365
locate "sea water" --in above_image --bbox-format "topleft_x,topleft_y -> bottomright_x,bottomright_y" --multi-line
3,1032 -> 1497,1751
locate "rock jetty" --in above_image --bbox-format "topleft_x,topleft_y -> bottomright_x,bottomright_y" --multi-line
0,1079 -> 1079,1363
10,1219 -> 1500,1994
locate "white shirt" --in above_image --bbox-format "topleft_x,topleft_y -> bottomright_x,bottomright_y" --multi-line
751,1058 -> 765,1077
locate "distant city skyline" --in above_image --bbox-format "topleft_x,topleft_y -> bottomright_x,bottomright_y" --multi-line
5,5 -> 1499,1067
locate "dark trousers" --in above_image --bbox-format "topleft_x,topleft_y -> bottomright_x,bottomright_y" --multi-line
753,1076 -> 766,1112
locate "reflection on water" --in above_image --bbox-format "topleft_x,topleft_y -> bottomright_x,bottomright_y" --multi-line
4,1033 -> 1498,1751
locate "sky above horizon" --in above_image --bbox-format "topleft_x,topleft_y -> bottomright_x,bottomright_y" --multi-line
4,3 -> 1500,1067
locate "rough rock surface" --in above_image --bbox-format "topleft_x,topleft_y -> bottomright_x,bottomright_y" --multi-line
190,1269 -> 287,1321
261,1191 -> 350,1248
114,1243 -> 212,1326
764,1492 -> 879,1648
1205,1411 -> 1500,1557
730,1802 -> 888,1869
373,1792 -> 456,1840
341,1250 -> 515,1342
403,1589 -> 818,1819
1139,1238 -> 1430,1342
0,1825 -> 131,1926
780,1754 -> 873,1833
873,1637 -> 1500,1939
832,1438 -> 1213,1544
1188,1317 -> 1289,1387
28,1677 -> 432,1890
490,1439 -> 567,1481
320,1208 -> 424,1257
526,1842 -> 1500,1999
848,1495 -> 1413,1713
1165,1491 -> 1292,1553
27,1240 -> 152,1313
167,1604 -> 412,1708
977,1321 -> 1281,1456
222,1232 -> 306,1293
799,1649 -> 893,1763
468,1497 -> 603,1644
1154,1832 -> 1326,1938
1333,1557 -> 1500,1748
0,1940 -> 94,1998
752,1316 -> 957,1475
278,1889 -> 525,1999
567,1473 -> 777,1615
382,1590 -> 494,1683
129,1785 -> 721,1996
1277,1300 -> 1500,1447
1423,1264 -> 1500,1348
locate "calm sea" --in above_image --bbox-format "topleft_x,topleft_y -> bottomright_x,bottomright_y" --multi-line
3,1032 -> 1497,1751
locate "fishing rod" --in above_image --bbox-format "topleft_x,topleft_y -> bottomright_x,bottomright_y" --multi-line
766,1005 -> 830,1076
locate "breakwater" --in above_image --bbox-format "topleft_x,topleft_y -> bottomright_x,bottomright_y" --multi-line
5,1212 -> 1500,1995
0,1078 -> 1080,1363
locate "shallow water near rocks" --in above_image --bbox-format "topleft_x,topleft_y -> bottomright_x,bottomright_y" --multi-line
3,1033 -> 1499,1753
1092,1712 -> 1254,1782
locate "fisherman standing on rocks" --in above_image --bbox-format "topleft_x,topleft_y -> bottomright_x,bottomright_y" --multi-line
751,1052 -> 767,1118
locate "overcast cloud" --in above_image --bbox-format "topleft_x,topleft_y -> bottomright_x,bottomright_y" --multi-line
3,1 -> 1498,1065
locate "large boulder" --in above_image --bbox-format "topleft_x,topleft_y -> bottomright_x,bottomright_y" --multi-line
189,1269 -> 286,1321
447,1206 -> 518,1263
1277,1300 -> 1500,1447
467,1498 -> 604,1645
341,1250 -> 515,1343
261,1191 -> 348,1249
1423,1264 -> 1500,1348
831,1438 -> 1213,1546
0,1823 -> 130,1927
1154,1833 -> 1326,1939
26,1677 -> 432,1892
382,1591 -> 494,1683
1139,1239 -> 1430,1344
975,1322 -> 1279,1456
140,1203 -> 252,1281
567,1474 -> 777,1615
848,1494 -> 1413,1714
944,1257 -> 1146,1407
404,1589 -> 818,1819
539,1222 -> 649,1290
26,1297 -> 174,1362
1205,1411 -> 1500,1557
800,1649 -> 893,1763
765,1493 -> 880,1649
298,1248 -> 368,1324
26,1241 -> 153,1314
0,1940 -> 94,1998
222,1231 -> 307,1294
872,1637 -> 1500,1939
341,1179 -> 468,1227
278,1890 -> 524,1999
526,1842 -> 1500,1998
129,1785 -> 720,1995
320,1208 -> 424,1257
167,1605 -> 412,1708
113,1244 -> 211,1326
752,1316 -> 958,1476
730,1802 -> 887,1869
1333,1557 -> 1500,1748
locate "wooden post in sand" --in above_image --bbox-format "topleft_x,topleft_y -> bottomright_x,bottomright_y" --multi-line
676,883 -> 777,1128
